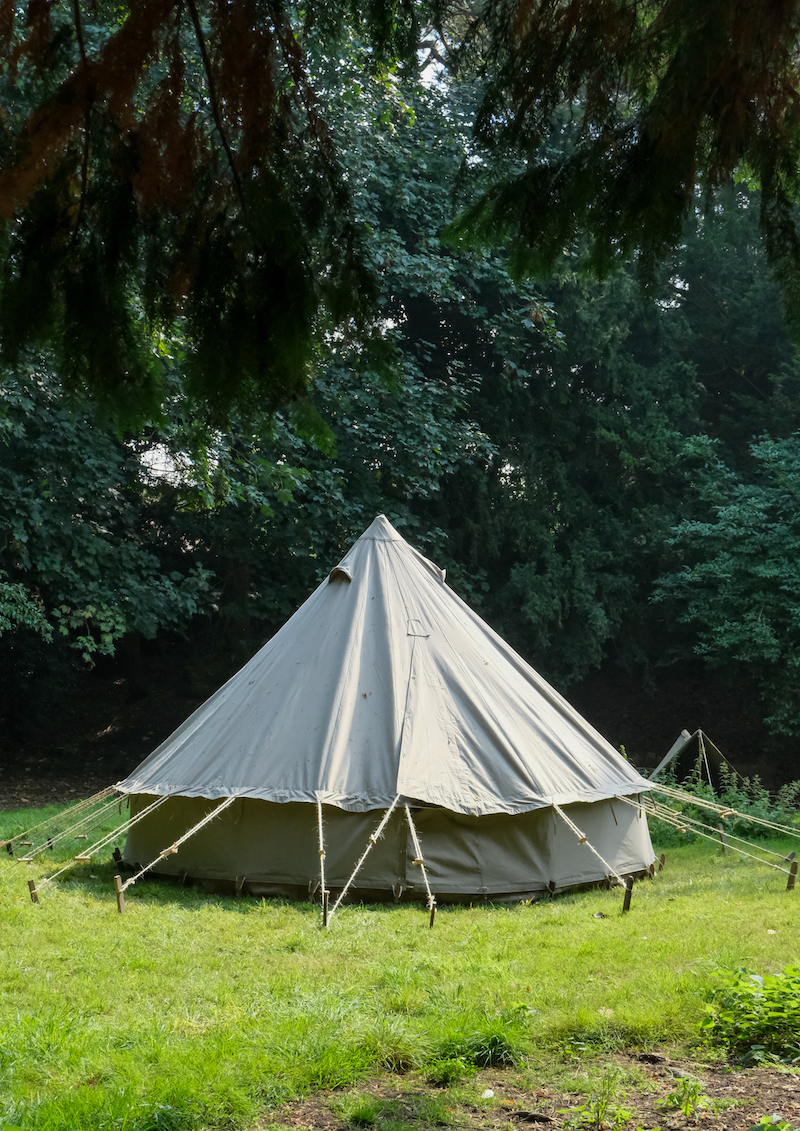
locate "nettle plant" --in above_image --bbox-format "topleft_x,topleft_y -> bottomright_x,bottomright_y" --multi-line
701,966 -> 800,1064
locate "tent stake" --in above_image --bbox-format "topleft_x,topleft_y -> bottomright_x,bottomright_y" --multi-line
788,861 -> 798,892
28,879 -> 39,904
718,823 -> 727,853
429,901 -> 436,928
113,874 -> 126,914
622,877 -> 633,913
323,889 -> 329,927
658,853 -> 666,872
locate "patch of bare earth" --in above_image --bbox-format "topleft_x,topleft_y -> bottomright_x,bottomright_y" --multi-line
263,1055 -> 800,1131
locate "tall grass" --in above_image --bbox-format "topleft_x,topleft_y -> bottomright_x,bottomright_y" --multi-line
0,802 -> 798,1131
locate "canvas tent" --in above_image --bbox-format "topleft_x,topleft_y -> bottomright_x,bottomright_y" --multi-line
117,516 -> 655,902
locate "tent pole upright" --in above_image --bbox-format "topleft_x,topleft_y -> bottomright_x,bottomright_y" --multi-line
317,798 -> 329,929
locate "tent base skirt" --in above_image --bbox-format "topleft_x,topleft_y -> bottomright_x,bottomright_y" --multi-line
115,871 -> 654,903
122,794 -> 655,899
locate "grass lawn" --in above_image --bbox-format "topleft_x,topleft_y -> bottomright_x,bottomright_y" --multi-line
0,802 -> 798,1131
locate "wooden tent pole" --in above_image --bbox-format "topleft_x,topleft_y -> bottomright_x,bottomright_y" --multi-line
317,798 -> 329,929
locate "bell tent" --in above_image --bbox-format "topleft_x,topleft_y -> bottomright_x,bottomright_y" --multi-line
116,516 -> 655,903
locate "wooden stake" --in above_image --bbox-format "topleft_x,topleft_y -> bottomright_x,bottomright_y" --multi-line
788,861 -> 798,893
112,848 -> 122,864
113,874 -> 126,914
5,841 -> 12,855
28,879 -> 39,904
622,877 -> 633,913
658,853 -> 666,873
47,838 -> 54,850
322,889 -> 329,928
718,823 -> 727,853
429,902 -> 436,929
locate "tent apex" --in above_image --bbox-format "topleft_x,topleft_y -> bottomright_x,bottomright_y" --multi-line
360,515 -> 404,541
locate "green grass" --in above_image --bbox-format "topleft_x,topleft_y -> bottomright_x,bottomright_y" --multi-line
1,802 -> 799,1131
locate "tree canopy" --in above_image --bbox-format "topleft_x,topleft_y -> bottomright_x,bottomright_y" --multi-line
0,0 -> 427,424
6,1 -> 800,424
451,1 -> 800,325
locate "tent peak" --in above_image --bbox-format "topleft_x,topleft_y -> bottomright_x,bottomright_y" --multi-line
360,515 -> 403,541
329,516 -> 446,585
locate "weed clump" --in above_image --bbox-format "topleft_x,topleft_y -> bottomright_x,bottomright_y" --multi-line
425,1055 -> 476,1086
656,1076 -> 715,1121
437,1026 -> 523,1068
558,1065 -> 633,1130
701,966 -> 800,1064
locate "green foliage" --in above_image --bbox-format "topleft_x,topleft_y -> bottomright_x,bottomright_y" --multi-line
655,1076 -> 714,1120
653,433 -> 800,734
451,1 -> 800,332
0,1 -> 389,426
429,254 -> 697,683
425,1056 -> 475,1086
747,1117 -> 799,1131
0,571 -> 52,640
673,186 -> 800,453
648,765 -> 800,846
559,1066 -> 633,1131
700,966 -> 800,1064
437,1019 -> 524,1068
0,365 -> 211,663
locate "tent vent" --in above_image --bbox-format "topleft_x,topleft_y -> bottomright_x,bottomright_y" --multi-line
328,566 -> 352,583
407,618 -> 429,637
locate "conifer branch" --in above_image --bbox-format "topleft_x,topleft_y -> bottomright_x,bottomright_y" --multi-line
184,0 -> 250,227
71,0 -> 91,241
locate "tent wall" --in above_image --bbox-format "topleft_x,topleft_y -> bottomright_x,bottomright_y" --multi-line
123,793 -> 653,899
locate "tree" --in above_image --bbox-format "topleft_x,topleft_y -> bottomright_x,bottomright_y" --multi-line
0,0 -> 427,424
653,434 -> 800,735
450,0 -> 800,333
8,1 -> 800,430
670,184 -> 800,455
0,362 -> 211,662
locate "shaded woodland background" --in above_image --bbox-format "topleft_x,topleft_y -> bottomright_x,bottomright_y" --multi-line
3,5 -> 800,798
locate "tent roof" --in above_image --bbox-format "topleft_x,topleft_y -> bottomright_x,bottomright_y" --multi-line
117,516 -> 650,814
